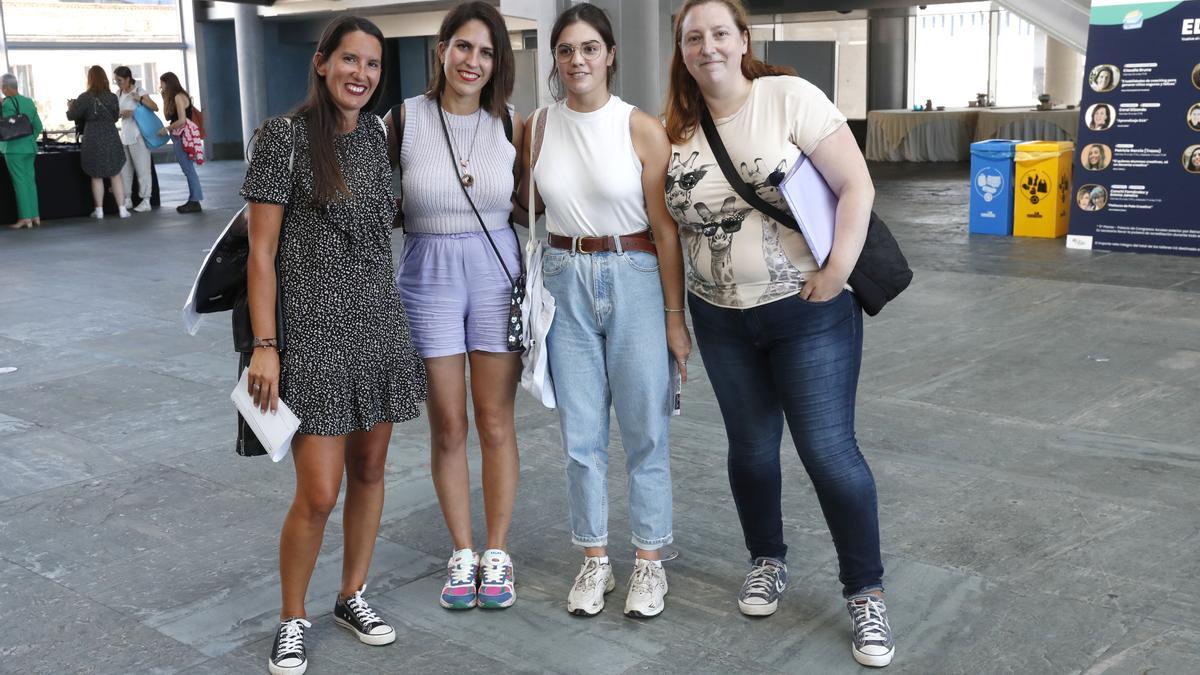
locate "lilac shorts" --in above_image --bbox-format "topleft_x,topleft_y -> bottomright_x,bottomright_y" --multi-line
396,229 -> 520,359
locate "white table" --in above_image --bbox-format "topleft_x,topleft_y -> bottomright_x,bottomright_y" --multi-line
865,109 -> 980,162
974,108 -> 1079,143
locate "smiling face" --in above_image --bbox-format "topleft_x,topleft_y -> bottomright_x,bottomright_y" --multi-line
680,1 -> 748,96
554,21 -> 614,99
314,29 -> 382,118
1096,69 -> 1112,90
1092,105 -> 1109,127
1087,145 -> 1102,166
1191,149 -> 1200,169
1078,191 -> 1092,209
439,19 -> 495,103
1190,108 -> 1200,126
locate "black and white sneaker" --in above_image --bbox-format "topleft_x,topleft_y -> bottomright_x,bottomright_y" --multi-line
738,557 -> 788,616
334,585 -> 396,646
268,617 -> 311,675
847,593 -> 895,667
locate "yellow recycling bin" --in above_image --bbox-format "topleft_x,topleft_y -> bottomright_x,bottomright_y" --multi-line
1013,141 -> 1074,238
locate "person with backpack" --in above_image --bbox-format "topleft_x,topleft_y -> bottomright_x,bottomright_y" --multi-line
239,16 -> 427,675
384,1 -> 525,612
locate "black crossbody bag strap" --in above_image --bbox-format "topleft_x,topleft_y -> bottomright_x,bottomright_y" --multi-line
699,107 -> 800,232
434,104 -> 521,283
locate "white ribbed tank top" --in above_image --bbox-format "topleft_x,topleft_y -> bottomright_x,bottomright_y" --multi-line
400,95 -> 515,234
533,95 -> 648,237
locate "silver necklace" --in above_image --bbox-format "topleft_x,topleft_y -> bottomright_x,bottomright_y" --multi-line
440,105 -> 483,188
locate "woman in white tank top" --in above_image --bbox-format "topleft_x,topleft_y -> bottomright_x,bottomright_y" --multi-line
518,3 -> 691,620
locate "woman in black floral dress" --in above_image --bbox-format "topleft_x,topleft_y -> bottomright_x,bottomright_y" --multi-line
239,16 -> 426,675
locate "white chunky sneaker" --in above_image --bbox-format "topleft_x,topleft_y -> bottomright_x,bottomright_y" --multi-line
623,558 -> 668,619
567,556 -> 615,616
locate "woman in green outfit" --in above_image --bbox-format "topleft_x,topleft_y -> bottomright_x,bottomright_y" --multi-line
1,72 -> 43,229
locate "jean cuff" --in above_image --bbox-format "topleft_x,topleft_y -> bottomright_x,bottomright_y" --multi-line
631,533 -> 673,551
844,583 -> 885,599
571,533 -> 608,548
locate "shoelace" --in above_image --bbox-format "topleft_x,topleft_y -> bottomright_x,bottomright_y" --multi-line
573,559 -> 602,592
275,618 -> 311,658
742,562 -> 782,597
481,558 -> 509,585
449,556 -> 476,585
850,597 -> 890,644
630,563 -> 659,595
347,589 -> 382,627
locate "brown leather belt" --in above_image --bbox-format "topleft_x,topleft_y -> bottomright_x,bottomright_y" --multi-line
546,230 -> 657,256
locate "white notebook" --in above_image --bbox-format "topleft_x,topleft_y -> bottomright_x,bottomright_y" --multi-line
231,368 -> 301,462
777,153 -> 838,268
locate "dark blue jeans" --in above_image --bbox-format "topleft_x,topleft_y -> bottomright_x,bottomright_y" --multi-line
689,290 -> 883,597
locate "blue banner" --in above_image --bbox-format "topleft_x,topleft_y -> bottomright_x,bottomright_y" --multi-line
1067,1 -> 1200,256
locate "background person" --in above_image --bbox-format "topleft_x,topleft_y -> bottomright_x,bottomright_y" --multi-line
1,72 -> 43,229
386,1 -> 524,612
240,16 -> 427,675
66,65 -> 129,220
520,1 -> 691,620
158,72 -> 203,213
662,0 -> 893,667
114,66 -> 157,212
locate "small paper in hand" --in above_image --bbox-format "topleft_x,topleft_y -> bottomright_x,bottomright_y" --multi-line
231,368 -> 301,462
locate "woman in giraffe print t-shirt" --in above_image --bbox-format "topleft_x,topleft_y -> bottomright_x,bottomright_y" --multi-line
661,0 -> 895,669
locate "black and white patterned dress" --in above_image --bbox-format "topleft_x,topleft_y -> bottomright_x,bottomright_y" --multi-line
239,112 -> 427,436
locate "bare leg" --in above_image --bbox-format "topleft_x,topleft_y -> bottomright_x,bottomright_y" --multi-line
340,422 -> 393,597
90,178 -> 104,208
110,174 -> 126,209
425,355 -> 473,551
279,433 -> 347,619
467,350 -> 521,551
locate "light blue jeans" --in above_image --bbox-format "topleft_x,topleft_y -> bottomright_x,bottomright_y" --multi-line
542,243 -> 674,551
172,135 -> 203,202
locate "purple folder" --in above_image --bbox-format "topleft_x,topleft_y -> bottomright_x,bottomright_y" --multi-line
778,153 -> 837,268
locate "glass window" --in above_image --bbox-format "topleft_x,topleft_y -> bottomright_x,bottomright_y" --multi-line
994,11 -> 1038,107
1,0 -> 183,43
8,48 -> 186,131
910,3 -> 991,109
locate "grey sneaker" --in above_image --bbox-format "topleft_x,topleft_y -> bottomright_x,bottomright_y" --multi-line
847,593 -> 895,667
737,557 -> 788,616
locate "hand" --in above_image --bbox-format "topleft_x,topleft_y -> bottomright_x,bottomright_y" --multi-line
666,318 -> 692,384
798,266 -> 849,303
67,98 -> 75,107
157,127 -> 168,137
120,110 -> 132,119
247,348 -> 281,414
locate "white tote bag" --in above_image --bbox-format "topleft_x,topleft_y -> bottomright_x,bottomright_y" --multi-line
519,108 -> 557,409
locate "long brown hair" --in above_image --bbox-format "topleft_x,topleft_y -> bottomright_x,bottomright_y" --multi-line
295,16 -> 387,205
86,65 -> 110,96
663,0 -> 794,144
426,1 -> 514,118
159,72 -> 188,120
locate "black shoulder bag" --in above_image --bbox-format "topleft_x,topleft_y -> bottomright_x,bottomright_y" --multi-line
0,97 -> 34,141
699,107 -> 912,316
434,105 -> 525,352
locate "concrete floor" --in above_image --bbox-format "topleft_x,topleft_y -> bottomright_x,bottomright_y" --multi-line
1,159 -> 1198,675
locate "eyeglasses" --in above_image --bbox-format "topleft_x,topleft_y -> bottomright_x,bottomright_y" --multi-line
554,41 -> 604,63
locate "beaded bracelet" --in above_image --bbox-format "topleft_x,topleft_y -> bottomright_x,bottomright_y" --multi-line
252,337 -> 278,349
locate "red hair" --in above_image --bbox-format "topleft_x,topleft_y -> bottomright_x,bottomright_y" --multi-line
663,0 -> 793,145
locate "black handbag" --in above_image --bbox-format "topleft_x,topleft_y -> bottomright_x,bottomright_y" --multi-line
434,103 -> 525,352
700,107 -> 912,316
0,97 -> 34,141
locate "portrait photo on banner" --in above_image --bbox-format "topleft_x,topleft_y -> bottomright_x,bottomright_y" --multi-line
1076,184 -> 1108,211
1087,103 -> 1116,131
1081,143 -> 1112,171
1089,64 -> 1120,93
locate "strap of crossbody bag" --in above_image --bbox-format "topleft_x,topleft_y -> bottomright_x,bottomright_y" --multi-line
434,102 -> 523,284
699,107 -> 801,232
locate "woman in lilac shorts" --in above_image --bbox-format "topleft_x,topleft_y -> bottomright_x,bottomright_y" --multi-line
385,1 -> 524,610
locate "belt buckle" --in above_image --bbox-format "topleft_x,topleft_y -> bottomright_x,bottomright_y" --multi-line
572,236 -> 595,255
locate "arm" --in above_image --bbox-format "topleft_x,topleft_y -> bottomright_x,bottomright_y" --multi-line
631,109 -> 692,382
140,92 -> 159,112
383,103 -> 404,167
166,93 -> 191,131
31,102 -> 42,137
514,109 -> 546,228
246,202 -> 284,413
799,124 -> 874,302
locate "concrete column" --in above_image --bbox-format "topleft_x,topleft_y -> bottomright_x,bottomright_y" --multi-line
1043,34 -> 1084,107
867,10 -> 907,111
233,3 -> 268,158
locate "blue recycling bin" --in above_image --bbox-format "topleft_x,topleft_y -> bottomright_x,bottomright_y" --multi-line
969,139 -> 1019,236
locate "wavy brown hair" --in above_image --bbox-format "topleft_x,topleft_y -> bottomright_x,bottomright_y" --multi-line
86,65 -> 110,96
426,1 -> 514,118
294,16 -> 387,205
663,0 -> 794,144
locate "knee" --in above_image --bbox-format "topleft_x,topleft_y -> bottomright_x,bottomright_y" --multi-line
293,487 -> 340,523
473,405 -> 514,450
347,453 -> 387,486
430,415 -> 468,455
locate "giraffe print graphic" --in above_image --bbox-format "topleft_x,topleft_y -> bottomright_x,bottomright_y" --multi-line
757,218 -> 806,305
